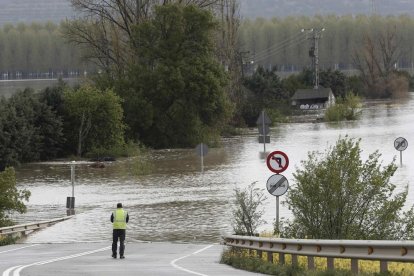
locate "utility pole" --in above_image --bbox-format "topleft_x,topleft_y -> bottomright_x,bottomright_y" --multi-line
371,0 -> 377,15
136,0 -> 141,24
302,28 -> 325,89
239,51 -> 250,78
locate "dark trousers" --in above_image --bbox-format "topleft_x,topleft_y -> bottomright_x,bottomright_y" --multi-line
112,229 -> 126,256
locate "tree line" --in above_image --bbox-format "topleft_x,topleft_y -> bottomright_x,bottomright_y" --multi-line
239,14 -> 414,71
0,22 -> 90,77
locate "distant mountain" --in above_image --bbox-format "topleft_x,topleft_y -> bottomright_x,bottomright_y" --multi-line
0,0 -> 75,25
0,0 -> 414,26
238,0 -> 414,18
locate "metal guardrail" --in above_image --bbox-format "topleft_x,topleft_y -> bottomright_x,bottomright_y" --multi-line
0,216 -> 74,237
223,234 -> 414,273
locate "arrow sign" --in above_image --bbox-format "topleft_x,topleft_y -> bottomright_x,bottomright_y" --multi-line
266,151 -> 289,174
256,111 -> 271,125
266,174 -> 289,196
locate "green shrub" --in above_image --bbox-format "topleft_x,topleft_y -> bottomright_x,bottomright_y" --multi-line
221,248 -> 304,275
85,141 -> 141,159
0,236 -> 18,246
324,92 -> 362,122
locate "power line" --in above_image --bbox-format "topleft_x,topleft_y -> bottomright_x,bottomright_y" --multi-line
253,32 -> 309,62
253,31 -> 304,58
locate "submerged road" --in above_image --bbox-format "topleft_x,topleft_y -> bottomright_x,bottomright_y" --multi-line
0,242 -> 264,276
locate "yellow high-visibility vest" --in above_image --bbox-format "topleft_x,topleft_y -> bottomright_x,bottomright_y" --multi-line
113,209 -> 127,229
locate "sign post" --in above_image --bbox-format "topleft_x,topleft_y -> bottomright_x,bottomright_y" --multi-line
195,143 -> 209,172
256,111 -> 271,152
266,150 -> 289,234
66,161 -> 76,215
266,174 -> 289,233
394,137 -> 408,167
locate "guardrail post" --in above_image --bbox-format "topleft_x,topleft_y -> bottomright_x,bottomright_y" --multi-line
351,259 -> 358,274
380,261 -> 388,273
327,257 -> 334,270
307,256 -> 315,270
279,253 -> 285,265
267,252 -> 273,263
292,254 -> 298,266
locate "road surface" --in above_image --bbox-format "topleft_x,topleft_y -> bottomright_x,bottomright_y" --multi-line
0,242 -> 265,276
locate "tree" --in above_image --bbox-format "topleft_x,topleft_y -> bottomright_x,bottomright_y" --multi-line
232,182 -> 266,236
283,136 -> 414,240
242,66 -> 288,126
353,23 -> 408,98
0,89 -> 64,169
63,0 -> 222,75
63,85 -> 125,156
319,69 -> 347,98
0,167 -> 30,227
118,4 -> 231,148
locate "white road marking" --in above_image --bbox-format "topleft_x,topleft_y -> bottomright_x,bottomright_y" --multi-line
2,266 -> 21,276
0,244 -> 39,254
2,246 -> 110,276
170,244 -> 214,276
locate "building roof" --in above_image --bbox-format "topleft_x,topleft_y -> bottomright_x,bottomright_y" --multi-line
291,87 -> 334,100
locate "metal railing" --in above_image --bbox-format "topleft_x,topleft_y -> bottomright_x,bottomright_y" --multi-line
0,216 -> 74,237
222,234 -> 414,273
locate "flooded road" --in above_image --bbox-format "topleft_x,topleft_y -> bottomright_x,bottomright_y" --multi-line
14,93 -> 414,244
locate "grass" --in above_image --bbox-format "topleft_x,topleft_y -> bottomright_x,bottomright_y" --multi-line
221,248 -> 414,275
0,236 -> 18,246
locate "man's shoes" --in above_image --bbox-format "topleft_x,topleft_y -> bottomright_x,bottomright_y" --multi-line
120,255 -> 125,259
112,254 -> 117,259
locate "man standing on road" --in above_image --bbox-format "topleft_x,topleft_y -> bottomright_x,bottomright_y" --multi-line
111,203 -> 129,259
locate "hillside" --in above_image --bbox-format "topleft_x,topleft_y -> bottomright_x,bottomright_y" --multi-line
1,0 -> 414,25
0,0 -> 74,25
238,0 -> 414,18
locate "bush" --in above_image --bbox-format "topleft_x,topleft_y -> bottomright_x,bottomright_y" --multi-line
220,248 -> 304,275
85,141 -> 141,159
0,236 -> 18,246
324,93 -> 362,122
232,182 -> 266,236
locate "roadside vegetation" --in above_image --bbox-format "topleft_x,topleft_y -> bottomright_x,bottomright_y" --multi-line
0,168 -> 30,227
227,136 -> 414,274
221,249 -> 414,275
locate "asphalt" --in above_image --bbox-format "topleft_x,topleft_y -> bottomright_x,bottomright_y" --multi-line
0,242 -> 266,276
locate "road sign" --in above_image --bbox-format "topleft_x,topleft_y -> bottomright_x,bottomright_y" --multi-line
195,143 -> 209,157
258,125 -> 270,135
258,135 -> 270,143
256,111 -> 271,125
266,151 -> 289,174
394,137 -> 408,151
266,174 -> 289,196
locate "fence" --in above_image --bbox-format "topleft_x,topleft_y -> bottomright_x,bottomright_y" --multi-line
222,234 -> 414,273
0,216 -> 74,238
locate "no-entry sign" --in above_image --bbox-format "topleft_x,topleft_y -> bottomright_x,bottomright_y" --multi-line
266,151 -> 289,174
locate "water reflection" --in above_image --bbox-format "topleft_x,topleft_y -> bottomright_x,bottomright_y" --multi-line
15,93 -> 414,244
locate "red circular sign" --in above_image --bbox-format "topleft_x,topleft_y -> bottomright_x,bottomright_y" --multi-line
266,151 -> 289,174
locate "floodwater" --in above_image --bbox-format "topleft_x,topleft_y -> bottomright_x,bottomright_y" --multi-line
13,92 -> 414,244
